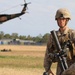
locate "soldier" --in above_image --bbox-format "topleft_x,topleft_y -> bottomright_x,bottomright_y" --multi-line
0,4 -> 27,24
62,63 -> 75,75
43,8 -> 75,75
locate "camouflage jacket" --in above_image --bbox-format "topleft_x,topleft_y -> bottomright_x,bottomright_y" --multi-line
44,27 -> 75,74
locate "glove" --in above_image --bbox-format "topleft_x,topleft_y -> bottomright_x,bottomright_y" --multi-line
43,72 -> 49,75
48,53 -> 57,59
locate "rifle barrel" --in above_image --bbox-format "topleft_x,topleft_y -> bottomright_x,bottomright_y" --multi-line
51,30 -> 68,71
51,30 -> 62,51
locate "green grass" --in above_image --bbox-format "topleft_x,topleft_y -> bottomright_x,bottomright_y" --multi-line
0,55 -> 44,69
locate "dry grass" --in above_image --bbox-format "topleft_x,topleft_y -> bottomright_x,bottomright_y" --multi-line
0,67 -> 56,75
0,45 -> 56,75
0,45 -> 46,51
0,67 -> 43,75
0,45 -> 46,57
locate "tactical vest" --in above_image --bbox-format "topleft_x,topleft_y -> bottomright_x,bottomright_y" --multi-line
56,29 -> 75,60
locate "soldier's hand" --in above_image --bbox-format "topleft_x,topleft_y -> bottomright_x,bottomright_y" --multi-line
48,53 -> 57,59
43,72 -> 49,75
48,53 -> 54,58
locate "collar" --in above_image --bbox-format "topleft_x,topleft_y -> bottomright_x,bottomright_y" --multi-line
57,27 -> 70,36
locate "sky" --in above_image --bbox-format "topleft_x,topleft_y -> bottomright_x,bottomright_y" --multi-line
0,0 -> 75,37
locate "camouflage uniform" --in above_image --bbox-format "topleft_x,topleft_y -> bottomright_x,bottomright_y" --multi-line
44,27 -> 75,75
44,9 -> 75,75
62,63 -> 75,75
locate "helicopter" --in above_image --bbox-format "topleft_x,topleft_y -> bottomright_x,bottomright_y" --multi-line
0,0 -> 31,24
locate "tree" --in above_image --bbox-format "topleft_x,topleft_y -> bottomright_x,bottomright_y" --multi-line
11,33 -> 18,39
19,35 -> 26,40
26,35 -> 32,40
0,31 -> 4,39
4,34 -> 11,39
42,33 -> 49,43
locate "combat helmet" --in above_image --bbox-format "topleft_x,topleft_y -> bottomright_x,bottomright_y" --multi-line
55,8 -> 71,20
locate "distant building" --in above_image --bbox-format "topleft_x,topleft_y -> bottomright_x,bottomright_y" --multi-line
0,39 -> 36,45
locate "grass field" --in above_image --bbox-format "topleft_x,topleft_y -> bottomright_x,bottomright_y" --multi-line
0,45 -> 56,75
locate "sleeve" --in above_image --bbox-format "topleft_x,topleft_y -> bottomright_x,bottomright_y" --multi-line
43,34 -> 54,72
71,30 -> 75,57
72,30 -> 75,43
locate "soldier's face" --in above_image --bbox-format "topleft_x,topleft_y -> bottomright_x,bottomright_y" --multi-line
57,18 -> 68,28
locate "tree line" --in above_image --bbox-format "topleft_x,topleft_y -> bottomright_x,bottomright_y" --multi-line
0,31 -> 50,43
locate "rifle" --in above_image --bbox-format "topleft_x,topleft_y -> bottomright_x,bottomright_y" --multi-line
51,30 -> 68,72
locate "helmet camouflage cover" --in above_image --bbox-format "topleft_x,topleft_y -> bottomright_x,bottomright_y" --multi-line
55,8 -> 71,20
